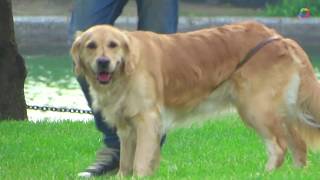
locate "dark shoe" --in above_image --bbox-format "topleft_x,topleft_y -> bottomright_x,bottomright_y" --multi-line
78,146 -> 120,178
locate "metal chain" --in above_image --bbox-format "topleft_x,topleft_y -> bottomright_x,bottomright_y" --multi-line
27,105 -> 93,114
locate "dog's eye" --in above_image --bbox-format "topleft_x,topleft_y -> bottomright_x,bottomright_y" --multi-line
87,42 -> 97,49
108,41 -> 118,49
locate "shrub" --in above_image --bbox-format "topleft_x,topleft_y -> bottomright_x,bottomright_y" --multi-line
265,0 -> 320,17
226,0 -> 278,8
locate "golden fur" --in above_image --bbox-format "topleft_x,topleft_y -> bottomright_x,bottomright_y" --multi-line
71,21 -> 320,177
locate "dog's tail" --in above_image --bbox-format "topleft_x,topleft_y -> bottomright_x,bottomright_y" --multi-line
297,82 -> 320,149
286,39 -> 320,149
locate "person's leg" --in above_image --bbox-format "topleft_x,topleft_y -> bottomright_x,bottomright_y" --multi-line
68,0 -> 128,36
76,77 -> 120,149
76,77 -> 121,177
136,0 -> 178,33
68,0 -> 128,177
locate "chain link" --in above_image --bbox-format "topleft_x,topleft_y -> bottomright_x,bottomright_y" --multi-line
27,105 -> 92,114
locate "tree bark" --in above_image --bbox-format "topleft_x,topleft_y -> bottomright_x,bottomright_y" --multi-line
0,0 -> 27,120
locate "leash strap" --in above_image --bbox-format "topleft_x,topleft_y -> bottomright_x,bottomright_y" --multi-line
213,35 -> 282,90
236,36 -> 282,70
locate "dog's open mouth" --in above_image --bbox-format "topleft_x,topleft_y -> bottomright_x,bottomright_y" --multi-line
97,71 -> 112,84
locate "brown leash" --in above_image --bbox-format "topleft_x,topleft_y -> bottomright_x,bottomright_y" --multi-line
215,36 -> 282,89
236,36 -> 282,70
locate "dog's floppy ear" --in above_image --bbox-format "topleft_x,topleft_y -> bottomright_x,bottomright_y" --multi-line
122,32 -> 138,75
70,31 -> 84,76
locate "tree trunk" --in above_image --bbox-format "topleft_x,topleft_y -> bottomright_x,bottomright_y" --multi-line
0,0 -> 27,120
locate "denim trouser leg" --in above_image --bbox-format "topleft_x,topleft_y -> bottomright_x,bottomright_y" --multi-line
68,0 -> 128,40
76,76 -> 120,149
136,0 -> 178,33
69,0 -> 178,149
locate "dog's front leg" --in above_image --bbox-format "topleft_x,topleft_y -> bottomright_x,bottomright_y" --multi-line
133,110 -> 161,177
117,125 -> 136,177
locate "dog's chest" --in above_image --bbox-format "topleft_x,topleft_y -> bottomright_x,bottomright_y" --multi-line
90,86 -> 127,127
89,81 -> 155,127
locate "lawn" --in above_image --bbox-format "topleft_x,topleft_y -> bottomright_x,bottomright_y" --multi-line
2,114 -> 320,179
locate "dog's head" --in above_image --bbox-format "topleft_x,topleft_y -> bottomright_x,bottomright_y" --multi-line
71,25 -> 135,85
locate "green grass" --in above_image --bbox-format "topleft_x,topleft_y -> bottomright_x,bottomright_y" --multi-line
0,121 -> 100,179
2,114 -> 320,179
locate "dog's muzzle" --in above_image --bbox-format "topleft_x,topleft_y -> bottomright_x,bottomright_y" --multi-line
96,57 -> 112,84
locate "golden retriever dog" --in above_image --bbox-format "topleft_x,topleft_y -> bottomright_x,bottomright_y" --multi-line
71,21 -> 320,177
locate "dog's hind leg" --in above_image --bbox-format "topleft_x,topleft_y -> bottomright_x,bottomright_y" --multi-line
264,135 -> 287,171
283,123 -> 307,168
236,100 -> 288,171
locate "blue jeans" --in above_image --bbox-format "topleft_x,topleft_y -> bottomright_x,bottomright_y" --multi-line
69,0 -> 178,149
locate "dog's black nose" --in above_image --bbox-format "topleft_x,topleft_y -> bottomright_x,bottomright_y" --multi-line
97,57 -> 110,69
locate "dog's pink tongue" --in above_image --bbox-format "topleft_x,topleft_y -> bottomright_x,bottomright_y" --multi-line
98,72 -> 111,82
